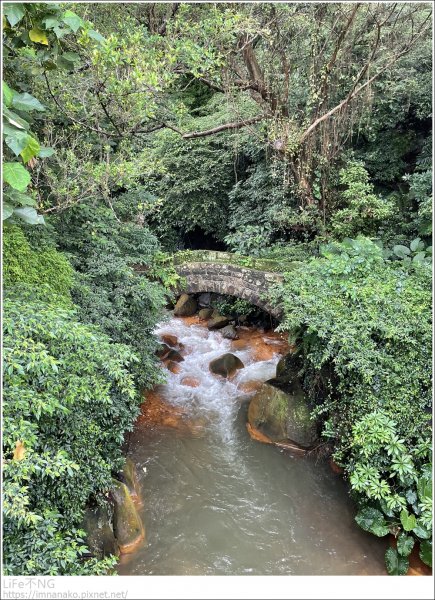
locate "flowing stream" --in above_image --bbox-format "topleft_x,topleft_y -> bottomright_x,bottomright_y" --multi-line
118,316 -> 386,575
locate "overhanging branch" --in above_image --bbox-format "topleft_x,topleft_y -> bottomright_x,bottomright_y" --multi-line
182,115 -> 269,139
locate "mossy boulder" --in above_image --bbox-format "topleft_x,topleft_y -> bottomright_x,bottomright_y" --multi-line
247,381 -> 318,448
207,315 -> 230,330
209,353 -> 244,378
120,458 -> 140,499
198,307 -> 214,321
174,293 -> 197,316
111,480 -> 144,554
276,352 -> 303,381
82,505 -> 119,559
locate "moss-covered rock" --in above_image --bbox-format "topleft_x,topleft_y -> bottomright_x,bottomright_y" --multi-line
120,458 -> 140,499
82,505 -> 119,559
198,307 -> 214,320
247,381 -> 318,448
207,315 -> 230,330
209,353 -> 244,378
174,293 -> 197,316
111,480 -> 144,554
276,352 -> 303,381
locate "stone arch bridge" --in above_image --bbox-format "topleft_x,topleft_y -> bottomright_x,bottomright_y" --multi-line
172,250 -> 299,319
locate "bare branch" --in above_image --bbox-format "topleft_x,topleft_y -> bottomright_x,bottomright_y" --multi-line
43,72 -> 119,138
299,20 -> 431,145
182,115 -> 269,139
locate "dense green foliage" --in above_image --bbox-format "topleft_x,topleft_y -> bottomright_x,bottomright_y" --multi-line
52,201 -> 169,387
2,1 -> 432,577
3,225 -> 73,305
3,294 -> 139,574
272,237 -> 432,571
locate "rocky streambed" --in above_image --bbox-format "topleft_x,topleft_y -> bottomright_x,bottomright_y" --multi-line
112,305 -> 390,575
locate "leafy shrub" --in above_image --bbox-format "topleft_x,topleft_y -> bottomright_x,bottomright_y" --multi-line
225,223 -> 274,256
3,293 -> 139,575
212,296 -> 256,319
351,411 -> 432,573
146,123 -> 235,249
3,225 -> 73,306
272,237 -> 432,572
52,202 -> 169,387
384,237 -> 432,264
403,169 -> 432,237
330,161 -> 394,238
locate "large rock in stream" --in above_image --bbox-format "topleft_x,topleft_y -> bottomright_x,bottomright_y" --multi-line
173,293 -> 197,317
220,324 -> 239,340
209,353 -> 244,378
82,504 -> 119,559
119,457 -> 140,500
198,307 -> 214,321
207,314 -> 230,330
111,479 -> 145,554
247,380 -> 318,449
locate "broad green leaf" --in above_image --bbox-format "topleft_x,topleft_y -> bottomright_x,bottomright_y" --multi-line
413,522 -> 431,540
419,540 -> 432,567
397,533 -> 414,557
12,92 -> 45,112
2,81 -> 15,107
355,507 -> 390,537
2,203 -> 14,220
405,489 -> 417,505
38,146 -> 55,158
417,476 -> 432,501
88,29 -> 105,43
4,189 -> 36,207
3,107 -> 30,130
62,10 -> 82,32
57,56 -> 76,70
53,24 -> 72,39
21,136 -> 40,163
61,52 -> 80,63
5,131 -> 30,156
385,547 -> 409,575
393,245 -> 411,259
4,3 -> 25,27
13,206 -> 44,225
410,238 -> 421,252
29,28 -> 49,45
413,252 -> 426,263
41,16 -> 61,29
400,509 -> 416,532
3,162 -> 31,191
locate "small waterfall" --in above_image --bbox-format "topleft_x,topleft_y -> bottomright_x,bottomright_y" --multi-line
154,318 -> 280,444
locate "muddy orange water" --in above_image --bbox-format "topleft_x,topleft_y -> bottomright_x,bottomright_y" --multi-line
118,315 -> 389,575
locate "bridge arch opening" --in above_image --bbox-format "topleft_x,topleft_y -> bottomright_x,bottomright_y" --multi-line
174,258 -> 283,320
